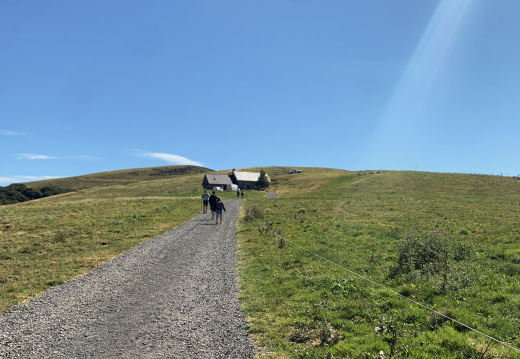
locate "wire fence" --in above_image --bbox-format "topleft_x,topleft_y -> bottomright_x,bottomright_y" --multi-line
250,213 -> 520,355
284,237 -> 520,354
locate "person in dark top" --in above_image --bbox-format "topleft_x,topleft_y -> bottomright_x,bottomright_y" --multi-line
214,196 -> 226,225
209,191 -> 218,220
237,188 -> 240,198
202,190 -> 210,213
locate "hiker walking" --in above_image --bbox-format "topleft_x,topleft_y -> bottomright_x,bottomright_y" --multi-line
215,196 -> 226,225
237,188 -> 240,198
209,191 -> 218,219
202,190 -> 210,213
241,189 -> 244,199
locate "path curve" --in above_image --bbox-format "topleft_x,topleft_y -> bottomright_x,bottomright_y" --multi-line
0,199 -> 255,358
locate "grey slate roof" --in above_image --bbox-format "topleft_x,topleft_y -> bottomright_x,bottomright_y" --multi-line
204,174 -> 233,185
232,171 -> 270,183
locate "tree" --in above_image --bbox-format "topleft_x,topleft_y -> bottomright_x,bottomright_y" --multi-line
0,183 -> 71,206
256,170 -> 270,189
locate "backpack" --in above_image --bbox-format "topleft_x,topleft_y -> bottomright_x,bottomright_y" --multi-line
215,201 -> 222,210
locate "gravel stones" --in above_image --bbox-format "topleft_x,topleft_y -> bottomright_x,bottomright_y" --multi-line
266,192 -> 278,199
0,199 -> 255,358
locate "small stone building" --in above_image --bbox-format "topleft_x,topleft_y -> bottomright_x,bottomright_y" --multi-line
231,171 -> 270,190
202,174 -> 234,190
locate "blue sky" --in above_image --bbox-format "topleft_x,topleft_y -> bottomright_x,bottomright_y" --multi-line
1,0 -> 520,185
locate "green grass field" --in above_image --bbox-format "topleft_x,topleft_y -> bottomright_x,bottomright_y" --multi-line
237,168 -> 520,358
2,165 -> 520,358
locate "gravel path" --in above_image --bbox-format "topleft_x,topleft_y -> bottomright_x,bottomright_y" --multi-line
266,192 -> 278,199
0,199 -> 255,358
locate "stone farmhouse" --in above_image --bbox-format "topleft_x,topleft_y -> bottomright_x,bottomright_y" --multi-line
201,174 -> 234,191
202,170 -> 270,190
231,171 -> 270,190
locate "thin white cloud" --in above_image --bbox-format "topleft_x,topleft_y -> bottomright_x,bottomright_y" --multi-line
137,151 -> 204,166
16,153 -> 98,161
1,130 -> 25,136
0,175 -> 62,185
17,153 -> 58,160
63,155 -> 99,160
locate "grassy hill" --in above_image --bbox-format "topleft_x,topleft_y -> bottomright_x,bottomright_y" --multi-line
25,165 -> 212,191
2,166 -> 520,357
237,168 -> 520,358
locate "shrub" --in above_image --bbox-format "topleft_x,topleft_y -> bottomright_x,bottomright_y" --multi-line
244,205 -> 264,222
396,229 -> 450,278
394,229 -> 476,292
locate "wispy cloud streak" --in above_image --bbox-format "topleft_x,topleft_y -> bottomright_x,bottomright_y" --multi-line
62,155 -> 99,160
17,153 -> 58,160
1,130 -> 25,136
136,151 -> 203,166
16,154 -> 98,160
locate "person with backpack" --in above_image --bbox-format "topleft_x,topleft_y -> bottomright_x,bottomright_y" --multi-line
214,196 -> 226,225
209,191 -> 218,220
201,190 -> 210,213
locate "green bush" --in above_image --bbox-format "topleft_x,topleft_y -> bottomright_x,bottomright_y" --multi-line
394,229 -> 476,292
396,229 -> 451,277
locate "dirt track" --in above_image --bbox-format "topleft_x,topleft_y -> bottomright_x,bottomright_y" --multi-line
0,199 -> 255,358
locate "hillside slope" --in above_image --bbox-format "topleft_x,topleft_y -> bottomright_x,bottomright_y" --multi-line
25,165 -> 212,191
237,169 -> 520,358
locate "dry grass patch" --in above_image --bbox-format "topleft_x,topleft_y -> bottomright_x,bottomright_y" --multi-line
0,194 -> 201,313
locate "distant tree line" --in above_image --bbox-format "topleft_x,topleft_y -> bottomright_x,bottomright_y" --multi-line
0,183 -> 72,205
